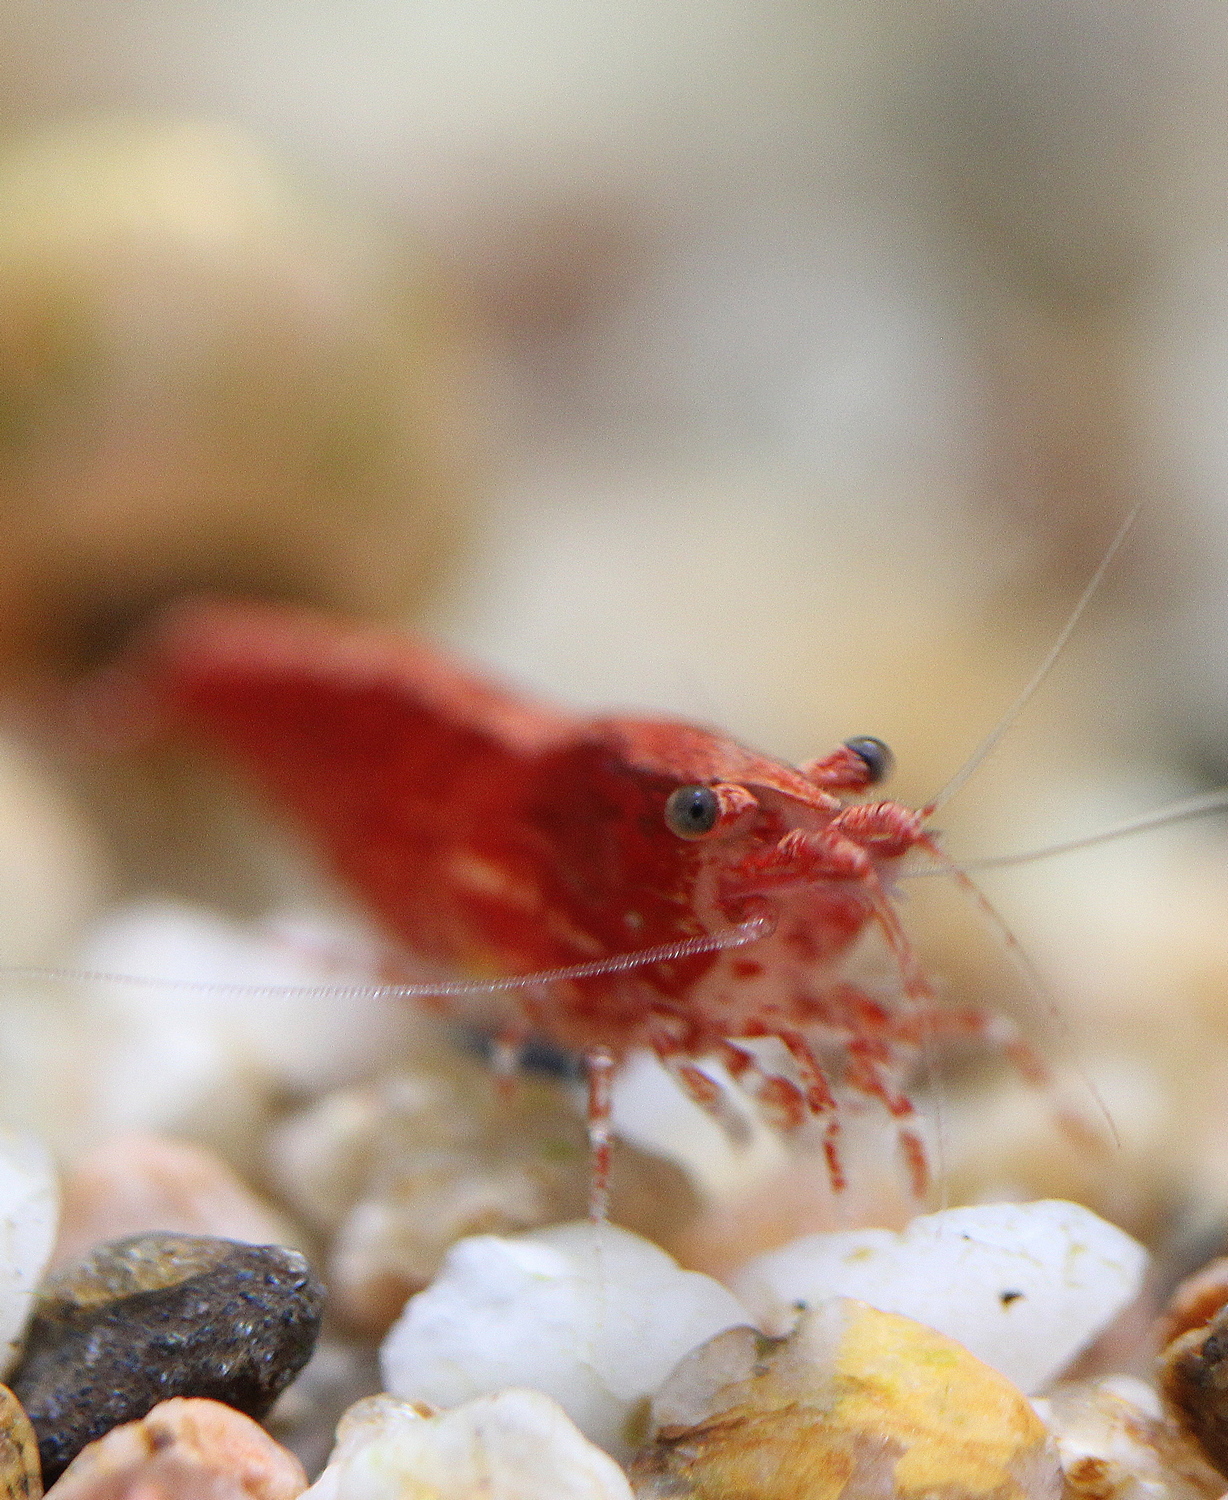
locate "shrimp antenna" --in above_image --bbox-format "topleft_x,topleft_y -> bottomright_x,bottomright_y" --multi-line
923,504 -> 1142,818
906,786 -> 1228,876
0,913 -> 773,1001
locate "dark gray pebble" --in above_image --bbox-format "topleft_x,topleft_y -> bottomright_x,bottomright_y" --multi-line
9,1233 -> 324,1486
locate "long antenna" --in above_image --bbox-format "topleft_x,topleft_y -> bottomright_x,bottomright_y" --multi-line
905,786 -> 1228,877
923,505 -> 1142,817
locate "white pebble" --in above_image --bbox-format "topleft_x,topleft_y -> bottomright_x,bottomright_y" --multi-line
379,1221 -> 750,1458
70,902 -> 425,1154
731,1199 -> 1148,1394
0,1129 -> 58,1373
306,1391 -> 634,1500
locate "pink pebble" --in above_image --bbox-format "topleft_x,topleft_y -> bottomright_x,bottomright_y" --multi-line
45,1398 -> 307,1500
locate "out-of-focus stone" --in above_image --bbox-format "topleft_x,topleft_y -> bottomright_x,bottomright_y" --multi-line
0,1133 -> 58,1378
1159,1295 -> 1228,1477
44,1398 -> 306,1500
305,1391 -> 634,1500
0,734 -> 104,981
731,1200 -> 1149,1394
380,1222 -> 748,1460
52,1134 -> 299,1269
269,1056 -> 703,1336
918,1059 -> 1174,1251
0,1384 -> 41,1499
59,903 -> 429,1169
1159,1256 -> 1228,1349
0,117 -> 476,693
630,1299 -> 1061,1500
670,1147 -> 918,1285
1036,1376 -> 1226,1500
266,1091 -> 378,1243
11,1235 -> 323,1484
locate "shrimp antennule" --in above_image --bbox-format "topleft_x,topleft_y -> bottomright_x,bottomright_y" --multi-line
0,912 -> 774,1000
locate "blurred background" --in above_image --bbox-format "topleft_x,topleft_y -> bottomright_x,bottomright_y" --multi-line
3,0 -> 1228,1283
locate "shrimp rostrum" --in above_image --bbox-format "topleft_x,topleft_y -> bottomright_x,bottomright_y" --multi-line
111,598 -> 1001,1207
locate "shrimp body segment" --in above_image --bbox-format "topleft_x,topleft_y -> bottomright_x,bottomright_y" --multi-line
117,599 -> 949,1192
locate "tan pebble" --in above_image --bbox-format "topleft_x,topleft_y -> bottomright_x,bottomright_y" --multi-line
1037,1376 -> 1226,1500
1158,1256 -> 1228,1349
271,1059 -> 701,1337
0,117 -> 477,697
45,1398 -> 306,1500
1158,1298 -> 1228,1477
52,1135 -> 300,1269
265,1093 -> 379,1240
630,1299 -> 1061,1500
0,1384 -> 41,1499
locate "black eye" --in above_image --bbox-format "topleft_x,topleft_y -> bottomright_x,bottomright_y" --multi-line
664,784 -> 721,839
844,736 -> 894,785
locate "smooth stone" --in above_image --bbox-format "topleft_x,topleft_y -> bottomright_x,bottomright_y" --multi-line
305,1391 -> 634,1500
51,1135 -> 299,1269
0,1384 -> 41,1499
630,1299 -> 1062,1500
0,1134 -> 58,1378
1036,1376 -> 1227,1500
44,1398 -> 306,1500
379,1222 -> 749,1460
10,1234 -> 324,1485
731,1200 -> 1149,1394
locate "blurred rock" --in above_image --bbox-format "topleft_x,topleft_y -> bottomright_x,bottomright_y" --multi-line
0,118 -> 474,683
0,732 -> 103,965
1159,1286 -> 1228,1477
51,1134 -> 299,1269
919,1059 -> 1175,1251
261,1339 -> 381,1482
0,117 -> 480,917
37,901 -> 425,1166
1159,1256 -> 1228,1349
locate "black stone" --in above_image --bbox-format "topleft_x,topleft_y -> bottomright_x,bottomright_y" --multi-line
9,1233 -> 325,1486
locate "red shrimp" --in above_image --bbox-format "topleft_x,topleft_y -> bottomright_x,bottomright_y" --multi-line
101,595 -> 1004,1215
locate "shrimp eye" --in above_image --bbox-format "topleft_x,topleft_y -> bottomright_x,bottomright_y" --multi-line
664,784 -> 721,839
844,736 -> 894,785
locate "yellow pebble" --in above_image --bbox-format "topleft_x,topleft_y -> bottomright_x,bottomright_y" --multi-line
631,1298 -> 1061,1500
